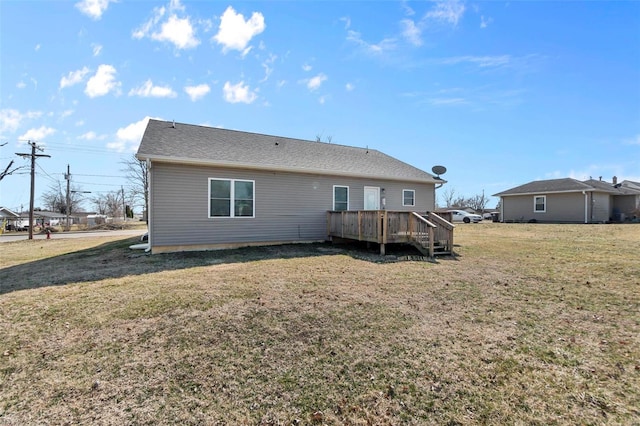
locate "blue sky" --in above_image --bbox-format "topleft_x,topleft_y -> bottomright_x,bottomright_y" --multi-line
1,0 -> 639,213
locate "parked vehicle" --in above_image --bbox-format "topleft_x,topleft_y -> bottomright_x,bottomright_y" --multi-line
448,209 -> 482,223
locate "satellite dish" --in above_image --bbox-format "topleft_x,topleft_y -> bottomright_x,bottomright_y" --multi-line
432,165 -> 447,177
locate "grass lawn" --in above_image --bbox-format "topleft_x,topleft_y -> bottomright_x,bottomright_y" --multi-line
1,223 -> 639,424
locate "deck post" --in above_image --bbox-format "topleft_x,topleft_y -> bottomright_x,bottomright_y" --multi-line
428,226 -> 434,258
341,210 -> 345,238
358,211 -> 362,241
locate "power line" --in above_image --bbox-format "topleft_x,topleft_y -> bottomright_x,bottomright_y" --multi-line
15,141 -> 51,240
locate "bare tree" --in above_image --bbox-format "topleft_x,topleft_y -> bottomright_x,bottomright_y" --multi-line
467,192 -> 489,212
120,154 -> 148,222
0,160 -> 25,182
40,182 -> 85,213
91,191 -> 122,217
441,187 -> 457,208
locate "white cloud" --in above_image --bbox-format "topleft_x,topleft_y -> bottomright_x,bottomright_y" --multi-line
92,43 -> 103,56
306,73 -> 327,91
129,80 -> 177,98
85,64 -> 120,98
16,81 -> 26,89
347,30 -> 397,55
260,54 -> 277,82
60,66 -> 91,89
60,109 -> 74,118
441,55 -> 511,68
75,0 -> 112,20
213,6 -> 265,55
222,81 -> 257,104
107,116 -> 158,152
345,83 -> 355,91
625,135 -> 640,145
0,109 -> 42,134
401,19 -> 422,46
426,0 -> 466,26
302,63 -> 312,72
184,83 -> 211,101
428,97 -> 468,106
133,0 -> 199,50
152,14 -> 199,49
18,126 -> 56,142
79,131 -> 97,140
339,17 -> 351,30
480,15 -> 492,29
35,44 -> 41,51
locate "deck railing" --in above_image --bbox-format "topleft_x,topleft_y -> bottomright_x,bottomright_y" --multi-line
327,210 -> 454,257
424,211 -> 455,253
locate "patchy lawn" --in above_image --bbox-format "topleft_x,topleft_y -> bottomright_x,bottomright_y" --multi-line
0,223 -> 639,424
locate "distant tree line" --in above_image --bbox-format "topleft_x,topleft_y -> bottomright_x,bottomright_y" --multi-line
37,154 -> 148,221
440,187 -> 490,212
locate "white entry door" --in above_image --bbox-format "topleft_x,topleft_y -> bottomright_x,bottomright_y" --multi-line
364,186 -> 380,210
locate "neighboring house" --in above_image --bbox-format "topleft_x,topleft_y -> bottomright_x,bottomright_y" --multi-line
494,177 -> 640,223
0,207 -> 20,231
136,119 -> 445,254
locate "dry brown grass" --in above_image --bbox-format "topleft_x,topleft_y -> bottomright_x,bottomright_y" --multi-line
1,223 -> 639,425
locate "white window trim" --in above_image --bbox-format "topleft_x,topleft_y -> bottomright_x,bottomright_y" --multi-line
534,195 -> 546,213
333,185 -> 349,211
402,189 -> 416,207
208,178 -> 255,218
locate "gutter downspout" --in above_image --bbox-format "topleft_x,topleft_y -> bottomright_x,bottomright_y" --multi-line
583,190 -> 588,224
146,158 -> 152,253
434,179 -> 445,210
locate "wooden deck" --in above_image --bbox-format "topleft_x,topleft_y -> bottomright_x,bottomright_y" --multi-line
326,210 -> 455,258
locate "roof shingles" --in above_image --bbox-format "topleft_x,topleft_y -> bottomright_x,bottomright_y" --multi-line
137,119 -> 438,183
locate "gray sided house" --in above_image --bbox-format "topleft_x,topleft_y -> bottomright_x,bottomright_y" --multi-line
137,120 -> 443,254
494,178 -> 640,224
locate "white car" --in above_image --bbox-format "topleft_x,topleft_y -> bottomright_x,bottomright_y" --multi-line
448,210 -> 483,223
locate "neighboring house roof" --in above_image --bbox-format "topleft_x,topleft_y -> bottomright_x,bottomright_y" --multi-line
493,178 -> 640,197
493,178 -> 594,197
621,180 -> 640,191
137,119 -> 441,184
21,211 -> 67,219
0,207 -> 20,218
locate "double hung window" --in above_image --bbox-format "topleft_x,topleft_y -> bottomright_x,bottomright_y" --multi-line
333,186 -> 349,211
403,189 -> 415,207
209,178 -> 254,218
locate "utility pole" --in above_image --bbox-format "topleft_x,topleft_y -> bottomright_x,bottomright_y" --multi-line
16,141 -> 50,240
65,164 -> 71,231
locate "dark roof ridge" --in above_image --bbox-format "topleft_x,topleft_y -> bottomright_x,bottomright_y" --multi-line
151,119 -> 380,154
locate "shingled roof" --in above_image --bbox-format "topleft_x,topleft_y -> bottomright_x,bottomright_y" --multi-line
494,178 -> 640,197
137,120 -> 440,183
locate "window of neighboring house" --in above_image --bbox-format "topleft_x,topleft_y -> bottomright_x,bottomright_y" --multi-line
534,195 -> 546,213
403,189 -> 415,207
209,178 -> 255,218
333,185 -> 349,211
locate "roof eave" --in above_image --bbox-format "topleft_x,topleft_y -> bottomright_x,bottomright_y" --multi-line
138,153 -> 440,184
495,188 -> 596,197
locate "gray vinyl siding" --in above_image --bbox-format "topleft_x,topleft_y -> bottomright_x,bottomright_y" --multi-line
502,193 -> 587,223
149,162 -> 435,249
590,193 -> 611,222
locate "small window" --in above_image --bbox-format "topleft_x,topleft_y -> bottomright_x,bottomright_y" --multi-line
333,186 -> 349,211
209,178 -> 254,218
534,195 -> 546,213
403,189 -> 415,207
